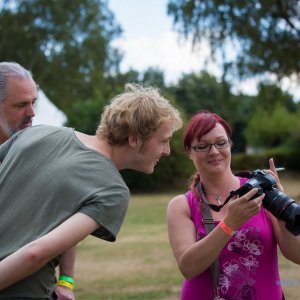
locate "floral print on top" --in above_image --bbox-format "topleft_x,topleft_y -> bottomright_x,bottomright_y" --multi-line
180,177 -> 283,300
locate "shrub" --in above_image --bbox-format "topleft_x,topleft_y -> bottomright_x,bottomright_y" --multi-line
232,148 -> 300,172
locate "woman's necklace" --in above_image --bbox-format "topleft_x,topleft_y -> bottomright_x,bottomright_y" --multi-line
205,192 -> 223,205
200,176 -> 240,212
199,186 -> 235,212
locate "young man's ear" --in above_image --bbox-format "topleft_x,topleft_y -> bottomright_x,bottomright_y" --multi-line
128,135 -> 139,148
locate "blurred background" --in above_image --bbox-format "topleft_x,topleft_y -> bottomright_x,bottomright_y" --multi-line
0,0 -> 299,191
2,1 -> 300,298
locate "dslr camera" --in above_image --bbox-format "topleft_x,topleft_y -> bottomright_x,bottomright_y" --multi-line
234,169 -> 300,236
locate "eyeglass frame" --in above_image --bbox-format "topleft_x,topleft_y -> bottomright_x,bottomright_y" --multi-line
190,139 -> 232,152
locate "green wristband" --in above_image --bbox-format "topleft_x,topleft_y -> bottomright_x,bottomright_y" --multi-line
58,275 -> 75,285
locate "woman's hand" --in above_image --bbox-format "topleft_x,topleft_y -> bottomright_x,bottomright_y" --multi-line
268,157 -> 284,192
225,188 -> 264,230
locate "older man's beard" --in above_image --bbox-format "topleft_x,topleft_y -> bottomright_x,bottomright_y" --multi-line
0,108 -> 15,138
0,110 -> 31,139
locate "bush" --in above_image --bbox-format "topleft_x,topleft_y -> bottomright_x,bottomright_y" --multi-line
232,148 -> 300,172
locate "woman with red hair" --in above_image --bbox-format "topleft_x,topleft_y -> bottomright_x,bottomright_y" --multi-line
167,111 -> 300,300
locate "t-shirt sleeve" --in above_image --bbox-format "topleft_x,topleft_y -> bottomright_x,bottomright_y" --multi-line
78,183 -> 130,242
0,133 -> 19,162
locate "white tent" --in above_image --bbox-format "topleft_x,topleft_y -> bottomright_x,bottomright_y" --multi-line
33,89 -> 67,126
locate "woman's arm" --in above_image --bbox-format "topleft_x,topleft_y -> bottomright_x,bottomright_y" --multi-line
268,213 -> 300,264
0,212 -> 99,290
167,188 -> 264,279
268,158 -> 300,264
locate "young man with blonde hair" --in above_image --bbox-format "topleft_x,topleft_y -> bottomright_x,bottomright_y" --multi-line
0,83 -> 182,298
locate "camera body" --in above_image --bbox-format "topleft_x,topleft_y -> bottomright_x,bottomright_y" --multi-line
235,169 -> 277,198
234,169 -> 300,236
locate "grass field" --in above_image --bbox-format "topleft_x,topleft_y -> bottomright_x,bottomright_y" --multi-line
74,172 -> 300,299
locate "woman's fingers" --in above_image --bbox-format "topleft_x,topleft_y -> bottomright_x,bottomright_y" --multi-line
227,188 -> 264,228
268,158 -> 285,192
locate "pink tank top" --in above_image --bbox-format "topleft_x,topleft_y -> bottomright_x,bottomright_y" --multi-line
181,177 -> 283,300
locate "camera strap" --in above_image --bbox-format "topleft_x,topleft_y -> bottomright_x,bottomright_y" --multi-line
200,186 -> 237,212
199,172 -> 252,212
196,183 -> 223,299
197,178 -> 286,300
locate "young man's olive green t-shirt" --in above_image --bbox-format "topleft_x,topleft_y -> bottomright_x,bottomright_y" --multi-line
0,125 -> 129,299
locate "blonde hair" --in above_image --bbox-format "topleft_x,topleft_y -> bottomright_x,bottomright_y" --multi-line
97,83 -> 182,146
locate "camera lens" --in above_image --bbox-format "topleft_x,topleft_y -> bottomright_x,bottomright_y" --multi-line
263,188 -> 300,236
234,169 -> 300,236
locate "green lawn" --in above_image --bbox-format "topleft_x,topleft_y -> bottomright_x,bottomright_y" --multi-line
75,193 -> 182,300
74,172 -> 300,299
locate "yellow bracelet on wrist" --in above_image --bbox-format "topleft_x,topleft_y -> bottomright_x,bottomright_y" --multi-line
57,279 -> 75,290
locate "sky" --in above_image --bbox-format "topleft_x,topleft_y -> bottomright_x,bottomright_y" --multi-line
108,0 -> 300,100
108,0 -> 222,83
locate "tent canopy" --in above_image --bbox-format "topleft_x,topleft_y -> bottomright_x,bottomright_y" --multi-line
33,89 -> 67,126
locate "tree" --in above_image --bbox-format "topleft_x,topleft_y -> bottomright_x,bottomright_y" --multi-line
252,82 -> 297,112
0,0 -> 122,112
244,83 -> 298,148
244,83 -> 297,147
171,71 -> 230,116
245,104 -> 297,147
291,108 -> 300,146
167,0 -> 300,80
67,69 -> 141,133
142,67 -> 167,88
169,71 -> 253,151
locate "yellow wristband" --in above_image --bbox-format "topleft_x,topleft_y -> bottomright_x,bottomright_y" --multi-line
219,220 -> 235,236
57,279 -> 75,290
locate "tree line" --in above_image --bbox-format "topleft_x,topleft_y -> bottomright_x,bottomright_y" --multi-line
1,0 -> 299,191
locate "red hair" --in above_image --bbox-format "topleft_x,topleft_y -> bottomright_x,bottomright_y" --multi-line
184,111 -> 232,196
184,111 -> 232,150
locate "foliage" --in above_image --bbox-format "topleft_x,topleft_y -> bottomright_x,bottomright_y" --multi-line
66,97 -> 105,135
0,0 -> 122,112
142,67 -> 167,88
2,0 -> 300,191
167,0 -> 300,80
171,71 -> 235,116
232,147 -> 300,171
291,109 -> 300,145
244,83 -> 298,147
252,83 -> 297,112
170,71 -> 254,152
245,104 -> 297,147
66,70 -> 142,133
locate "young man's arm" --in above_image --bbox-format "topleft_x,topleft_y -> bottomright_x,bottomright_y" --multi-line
54,246 -> 77,300
0,213 -> 99,290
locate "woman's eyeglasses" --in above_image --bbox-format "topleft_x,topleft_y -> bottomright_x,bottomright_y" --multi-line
190,139 -> 231,152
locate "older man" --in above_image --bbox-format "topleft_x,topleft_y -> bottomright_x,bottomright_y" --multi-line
0,62 -> 76,300
0,62 -> 36,143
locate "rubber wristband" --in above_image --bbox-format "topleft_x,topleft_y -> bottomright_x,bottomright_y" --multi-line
219,220 -> 235,236
58,275 -> 75,285
57,280 -> 74,290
